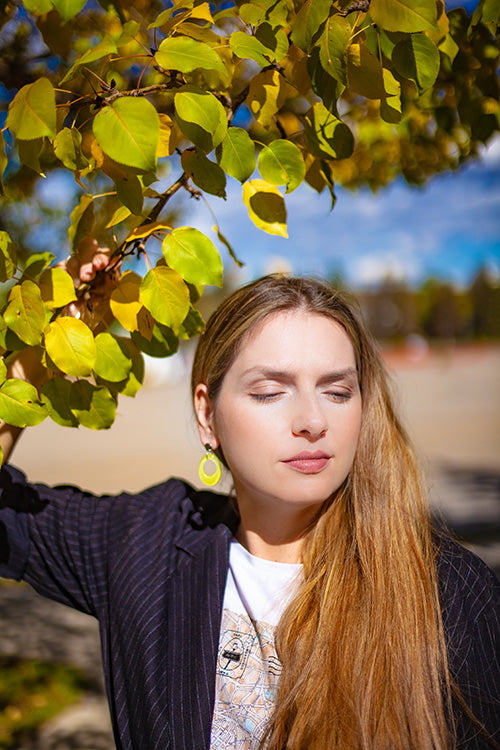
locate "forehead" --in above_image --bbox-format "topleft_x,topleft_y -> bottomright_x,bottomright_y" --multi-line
230,310 -> 357,373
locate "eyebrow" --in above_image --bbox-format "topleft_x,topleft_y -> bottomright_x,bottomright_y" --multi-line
242,367 -> 358,383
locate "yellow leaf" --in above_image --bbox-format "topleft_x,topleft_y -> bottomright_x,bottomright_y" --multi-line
246,70 -> 283,126
126,221 -> 172,241
44,317 -> 96,377
39,267 -> 77,309
106,205 -> 132,228
242,179 -> 288,237
157,114 -> 174,158
189,1 -> 214,23
109,271 -> 143,332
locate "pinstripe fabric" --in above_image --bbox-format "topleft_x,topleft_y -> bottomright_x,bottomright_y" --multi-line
1,464 -> 499,748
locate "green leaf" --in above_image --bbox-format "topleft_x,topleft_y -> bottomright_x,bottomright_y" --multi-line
438,32 -> 459,63
258,141 -> 305,193
0,379 -> 48,427
380,68 -> 402,123
54,127 -> 89,171
242,179 -> 288,237
131,322 -> 179,358
93,97 -> 159,172
139,266 -> 190,333
44,317 -> 96,377
109,271 -> 144,331
239,0 -> 289,27
6,78 -> 56,140
70,380 -> 116,430
255,23 -> 289,62
392,33 -> 440,91
96,353 -> 145,397
304,103 -> 354,160
115,175 -> 144,215
179,306 -> 205,339
308,46 -> 343,116
4,281 -> 46,346
22,251 -> 55,281
148,6 -> 175,28
0,317 -> 26,352
347,43 -> 385,99
216,127 -> 256,183
0,359 -> 7,385
370,0 -> 438,32
93,332 -> 132,381
68,194 -> 94,249
60,36 -> 118,83
0,231 -> 18,283
290,0 -> 332,50
319,16 -> 351,85
229,31 -> 272,66
17,138 -> 45,175
181,148 -> 227,197
476,0 -> 500,28
155,36 -> 226,75
51,0 -> 87,21
117,342 -> 144,397
41,378 -> 79,427
174,87 -> 228,152
39,267 -> 77,309
22,0 -> 54,13
106,205 -> 132,228
162,227 -> 223,287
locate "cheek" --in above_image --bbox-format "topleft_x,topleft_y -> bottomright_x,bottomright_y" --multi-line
340,403 -> 363,456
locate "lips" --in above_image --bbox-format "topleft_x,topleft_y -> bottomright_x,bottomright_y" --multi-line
282,451 -> 330,474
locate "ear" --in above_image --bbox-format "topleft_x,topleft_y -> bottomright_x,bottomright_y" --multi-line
193,383 -> 219,449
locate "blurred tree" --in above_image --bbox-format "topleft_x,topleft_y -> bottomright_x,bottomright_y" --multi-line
360,277 -> 418,339
419,278 -> 468,338
470,265 -> 500,338
0,0 -> 499,444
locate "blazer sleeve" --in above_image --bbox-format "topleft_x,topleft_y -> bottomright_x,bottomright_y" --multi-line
0,463 -> 113,617
437,536 -> 500,744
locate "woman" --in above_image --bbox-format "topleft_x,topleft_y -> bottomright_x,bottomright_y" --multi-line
0,274 -> 498,749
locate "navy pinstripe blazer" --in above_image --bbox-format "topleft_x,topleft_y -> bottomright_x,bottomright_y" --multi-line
0,463 -> 499,749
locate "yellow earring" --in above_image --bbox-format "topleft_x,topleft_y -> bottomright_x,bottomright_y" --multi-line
198,443 -> 222,486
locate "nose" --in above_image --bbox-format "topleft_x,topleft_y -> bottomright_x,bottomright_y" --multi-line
291,392 -> 328,440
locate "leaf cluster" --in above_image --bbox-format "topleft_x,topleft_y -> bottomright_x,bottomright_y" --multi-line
0,0 -> 498,441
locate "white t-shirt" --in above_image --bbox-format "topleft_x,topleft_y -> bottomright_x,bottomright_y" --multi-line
210,540 -> 302,749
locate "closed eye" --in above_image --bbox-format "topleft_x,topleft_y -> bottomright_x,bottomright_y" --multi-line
324,390 -> 352,402
250,392 -> 283,402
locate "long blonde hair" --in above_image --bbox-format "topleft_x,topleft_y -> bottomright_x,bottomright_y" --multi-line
191,275 -> 457,748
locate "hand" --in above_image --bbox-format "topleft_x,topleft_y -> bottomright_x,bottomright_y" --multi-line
62,236 -> 121,333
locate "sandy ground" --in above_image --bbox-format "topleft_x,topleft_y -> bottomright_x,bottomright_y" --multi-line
11,342 -> 500,494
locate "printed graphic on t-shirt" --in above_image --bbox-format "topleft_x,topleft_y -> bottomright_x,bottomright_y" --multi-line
210,609 -> 281,749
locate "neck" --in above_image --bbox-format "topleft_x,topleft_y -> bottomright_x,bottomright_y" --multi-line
235,495 -> 321,563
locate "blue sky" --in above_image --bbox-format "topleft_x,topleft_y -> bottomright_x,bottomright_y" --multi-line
161,135 -> 500,289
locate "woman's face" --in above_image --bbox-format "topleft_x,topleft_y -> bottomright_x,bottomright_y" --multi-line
196,309 -> 362,515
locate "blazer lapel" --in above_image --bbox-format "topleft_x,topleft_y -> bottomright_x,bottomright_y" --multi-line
166,521 -> 233,749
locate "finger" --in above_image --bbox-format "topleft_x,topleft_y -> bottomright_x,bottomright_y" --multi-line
92,252 -> 111,272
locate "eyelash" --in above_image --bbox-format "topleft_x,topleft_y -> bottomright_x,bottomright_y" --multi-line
250,393 -> 282,402
250,391 -> 352,403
